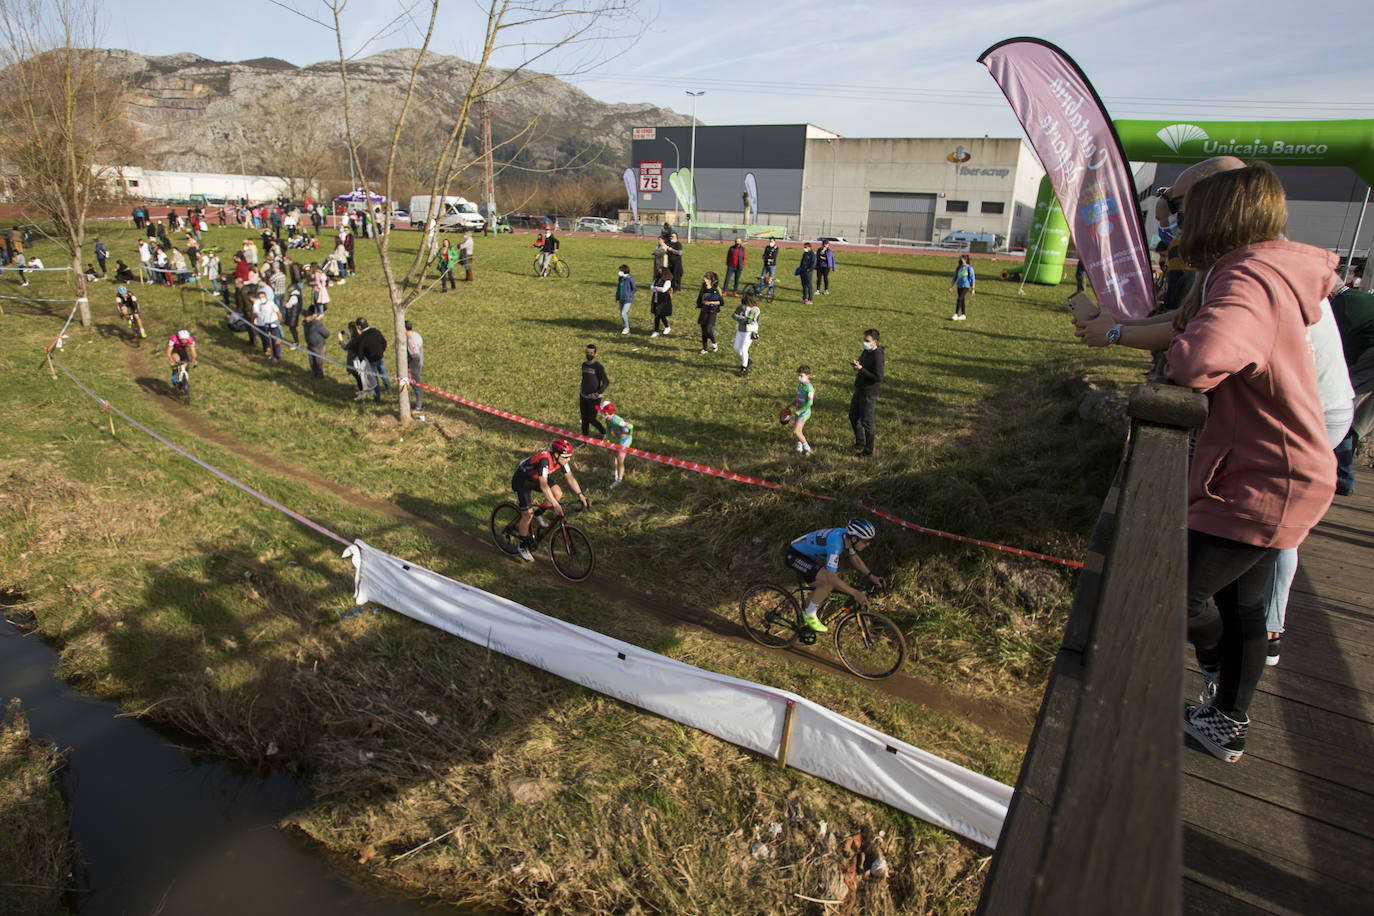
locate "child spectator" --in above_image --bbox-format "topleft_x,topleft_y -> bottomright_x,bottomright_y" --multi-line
615,264 -> 636,335
731,291 -> 761,375
405,319 -> 424,415
597,399 -> 634,488
949,254 -> 975,320
792,366 -> 814,454
649,267 -> 673,337
696,271 -> 722,355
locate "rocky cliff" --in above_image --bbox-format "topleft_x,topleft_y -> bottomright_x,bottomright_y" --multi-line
101,48 -> 690,180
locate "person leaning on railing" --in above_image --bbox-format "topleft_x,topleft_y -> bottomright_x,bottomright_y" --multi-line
1161,163 -> 1339,764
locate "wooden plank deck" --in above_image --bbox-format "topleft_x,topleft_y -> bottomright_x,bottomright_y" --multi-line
1183,464 -> 1374,915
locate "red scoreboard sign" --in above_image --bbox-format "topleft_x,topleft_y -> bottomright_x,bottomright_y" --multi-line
639,161 -> 663,193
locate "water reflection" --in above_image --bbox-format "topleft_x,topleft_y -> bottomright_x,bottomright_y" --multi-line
2,621 -> 481,915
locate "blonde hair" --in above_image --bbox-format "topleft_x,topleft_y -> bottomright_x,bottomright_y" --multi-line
1173,162 -> 1288,331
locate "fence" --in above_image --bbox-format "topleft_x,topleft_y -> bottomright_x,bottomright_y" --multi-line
976,380 -> 1209,915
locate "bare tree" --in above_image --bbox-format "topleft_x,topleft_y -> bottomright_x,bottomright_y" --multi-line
281,0 -> 640,423
0,0 -> 132,327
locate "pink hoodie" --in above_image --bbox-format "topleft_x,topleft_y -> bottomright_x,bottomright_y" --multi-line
1165,240 -> 1338,549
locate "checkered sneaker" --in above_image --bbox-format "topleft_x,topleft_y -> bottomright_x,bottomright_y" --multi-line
1184,702 -> 1248,763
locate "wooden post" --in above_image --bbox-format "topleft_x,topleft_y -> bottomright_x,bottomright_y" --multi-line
977,381 -> 1208,916
777,700 -> 796,769
104,400 -> 115,436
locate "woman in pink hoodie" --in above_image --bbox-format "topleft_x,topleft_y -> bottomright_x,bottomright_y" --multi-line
1165,163 -> 1337,763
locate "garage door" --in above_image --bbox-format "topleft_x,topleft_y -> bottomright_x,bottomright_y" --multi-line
867,192 -> 936,241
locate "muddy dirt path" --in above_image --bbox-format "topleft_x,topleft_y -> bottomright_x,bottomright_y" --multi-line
123,342 -> 1036,746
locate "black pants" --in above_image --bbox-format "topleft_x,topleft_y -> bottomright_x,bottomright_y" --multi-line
1186,529 -> 1277,719
653,309 -> 671,332
849,389 -> 878,453
699,313 -> 717,349
955,287 -> 968,315
816,266 -> 830,292
579,396 -> 605,436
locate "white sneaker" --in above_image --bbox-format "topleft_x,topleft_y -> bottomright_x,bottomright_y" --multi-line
608,477 -> 621,489
795,442 -> 805,453
353,391 -> 368,400
663,327 -> 671,334
650,331 -> 660,338
516,543 -> 534,562
711,342 -> 718,351
951,314 -> 959,320
803,443 -> 813,454
700,348 -> 708,355
621,327 -> 629,335
535,514 -> 550,529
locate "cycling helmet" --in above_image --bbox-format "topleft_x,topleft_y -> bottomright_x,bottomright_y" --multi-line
176,329 -> 191,342
117,285 -> 128,295
845,518 -> 877,541
550,438 -> 574,457
596,400 -> 615,415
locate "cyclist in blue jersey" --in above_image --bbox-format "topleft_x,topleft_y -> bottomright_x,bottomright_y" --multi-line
785,518 -> 885,631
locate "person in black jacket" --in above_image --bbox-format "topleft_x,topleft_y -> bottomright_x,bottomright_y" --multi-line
355,317 -> 391,403
666,232 -> 684,292
798,242 -> 816,304
849,328 -> 884,456
579,343 -> 609,436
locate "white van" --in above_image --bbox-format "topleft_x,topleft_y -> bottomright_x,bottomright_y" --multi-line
941,229 -> 1006,249
409,195 -> 484,232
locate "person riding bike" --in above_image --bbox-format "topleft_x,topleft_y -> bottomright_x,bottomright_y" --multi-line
785,518 -> 886,631
511,438 -> 589,562
116,285 -> 147,339
536,229 -> 560,278
165,329 -> 198,383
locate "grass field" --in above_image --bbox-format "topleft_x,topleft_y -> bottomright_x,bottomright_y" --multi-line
0,219 -> 1153,912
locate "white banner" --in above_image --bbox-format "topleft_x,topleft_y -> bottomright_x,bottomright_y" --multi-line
345,541 -> 1011,848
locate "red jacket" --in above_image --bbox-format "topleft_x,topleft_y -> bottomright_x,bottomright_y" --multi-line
1165,240 -> 1338,549
726,243 -> 746,269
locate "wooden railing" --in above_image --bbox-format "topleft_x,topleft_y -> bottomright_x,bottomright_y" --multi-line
977,381 -> 1209,916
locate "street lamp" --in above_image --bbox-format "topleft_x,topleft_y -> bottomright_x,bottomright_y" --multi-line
685,90 -> 704,243
664,135 -> 680,230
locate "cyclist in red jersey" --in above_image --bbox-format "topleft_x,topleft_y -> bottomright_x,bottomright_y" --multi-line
512,438 -> 589,562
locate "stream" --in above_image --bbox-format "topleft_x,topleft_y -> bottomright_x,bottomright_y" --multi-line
2,619 -> 477,915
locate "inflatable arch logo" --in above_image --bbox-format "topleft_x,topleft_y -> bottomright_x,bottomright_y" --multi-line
1005,118 -> 1374,285
1156,123 -> 1208,154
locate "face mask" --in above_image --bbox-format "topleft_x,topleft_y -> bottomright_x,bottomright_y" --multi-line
798,376 -> 808,384
1160,213 -> 1180,243
862,340 -> 875,351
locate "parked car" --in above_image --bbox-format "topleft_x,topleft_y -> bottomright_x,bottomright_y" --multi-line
941,229 -> 1006,248
506,212 -> 555,231
388,207 -> 409,223
575,216 -> 619,233
813,236 -> 848,244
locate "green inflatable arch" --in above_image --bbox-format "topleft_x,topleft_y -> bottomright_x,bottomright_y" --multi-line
1003,118 -> 1374,284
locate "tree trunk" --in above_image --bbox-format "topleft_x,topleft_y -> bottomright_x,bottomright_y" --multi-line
393,307 -> 411,423
71,252 -> 91,326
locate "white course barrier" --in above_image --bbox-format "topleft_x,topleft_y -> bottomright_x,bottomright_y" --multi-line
346,540 -> 1012,849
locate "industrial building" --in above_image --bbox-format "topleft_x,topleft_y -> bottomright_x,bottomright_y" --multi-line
627,124 -> 1046,246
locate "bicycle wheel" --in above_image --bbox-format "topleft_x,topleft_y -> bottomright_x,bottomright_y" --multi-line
740,584 -> 802,648
182,376 -> 191,406
548,523 -> 594,581
834,611 -> 907,679
532,255 -> 543,276
489,502 -> 523,555
764,284 -> 775,304
742,283 -> 758,298
552,258 -> 570,279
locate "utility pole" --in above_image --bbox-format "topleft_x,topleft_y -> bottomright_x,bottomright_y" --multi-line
686,90 -> 704,243
480,97 -> 497,230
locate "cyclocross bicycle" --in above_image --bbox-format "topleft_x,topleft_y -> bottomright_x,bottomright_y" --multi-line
533,252 -> 571,279
739,580 -> 906,679
490,501 -> 594,581
170,362 -> 192,406
742,271 -> 776,303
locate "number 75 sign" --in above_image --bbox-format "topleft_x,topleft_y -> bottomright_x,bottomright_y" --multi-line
638,161 -> 662,193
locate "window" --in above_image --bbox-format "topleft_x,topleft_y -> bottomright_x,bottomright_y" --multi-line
945,200 -> 968,213
128,180 -> 140,188
981,201 -> 1005,214
935,217 -> 952,230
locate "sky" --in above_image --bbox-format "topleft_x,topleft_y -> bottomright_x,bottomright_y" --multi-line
100,0 -> 1374,140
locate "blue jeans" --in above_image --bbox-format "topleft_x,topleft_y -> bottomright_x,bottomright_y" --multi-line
369,358 -> 392,401
800,271 -> 814,301
619,301 -> 631,330
723,265 -> 742,292
1335,428 -> 1356,493
441,266 -> 453,291
258,323 -> 281,360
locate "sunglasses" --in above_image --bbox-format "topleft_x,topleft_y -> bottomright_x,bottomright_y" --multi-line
1157,187 -> 1184,215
